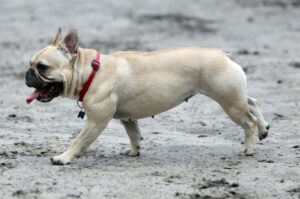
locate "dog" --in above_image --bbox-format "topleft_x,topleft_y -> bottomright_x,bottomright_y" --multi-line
25,28 -> 270,165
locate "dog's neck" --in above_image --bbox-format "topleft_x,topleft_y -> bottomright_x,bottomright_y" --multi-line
66,47 -> 100,99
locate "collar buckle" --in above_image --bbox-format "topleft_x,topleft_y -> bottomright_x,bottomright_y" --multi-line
92,60 -> 100,70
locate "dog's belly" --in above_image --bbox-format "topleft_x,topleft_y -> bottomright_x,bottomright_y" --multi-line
113,79 -> 198,120
114,92 -> 196,120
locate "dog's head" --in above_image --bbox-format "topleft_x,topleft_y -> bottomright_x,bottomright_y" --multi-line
25,28 -> 79,103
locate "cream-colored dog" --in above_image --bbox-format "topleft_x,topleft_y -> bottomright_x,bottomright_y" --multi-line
25,28 -> 269,165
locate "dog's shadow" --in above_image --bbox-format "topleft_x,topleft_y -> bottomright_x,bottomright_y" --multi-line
71,143 -> 246,170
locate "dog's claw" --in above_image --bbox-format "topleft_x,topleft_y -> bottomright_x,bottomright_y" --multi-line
50,156 -> 70,165
121,149 -> 140,157
51,157 -> 64,165
243,148 -> 255,156
259,131 -> 268,140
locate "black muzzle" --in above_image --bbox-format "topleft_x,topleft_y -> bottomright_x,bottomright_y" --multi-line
25,68 -> 45,89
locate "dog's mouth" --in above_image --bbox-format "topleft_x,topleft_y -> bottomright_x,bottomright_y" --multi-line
26,82 -> 64,104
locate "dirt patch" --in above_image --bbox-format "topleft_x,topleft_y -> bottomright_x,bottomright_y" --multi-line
289,61 -> 300,69
175,178 -> 247,199
137,14 -> 216,34
287,187 -> 300,198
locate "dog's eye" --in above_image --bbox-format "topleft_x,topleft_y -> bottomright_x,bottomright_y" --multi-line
37,64 -> 49,73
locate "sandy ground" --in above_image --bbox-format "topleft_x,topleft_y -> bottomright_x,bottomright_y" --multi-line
0,0 -> 300,198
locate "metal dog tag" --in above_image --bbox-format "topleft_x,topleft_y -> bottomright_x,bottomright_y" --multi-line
78,110 -> 85,119
77,100 -> 85,119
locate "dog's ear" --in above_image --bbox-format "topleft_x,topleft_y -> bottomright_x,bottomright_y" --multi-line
63,28 -> 79,54
52,27 -> 62,46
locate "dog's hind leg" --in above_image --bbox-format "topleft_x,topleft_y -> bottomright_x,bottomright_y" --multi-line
247,96 -> 270,140
224,105 -> 257,155
121,120 -> 141,156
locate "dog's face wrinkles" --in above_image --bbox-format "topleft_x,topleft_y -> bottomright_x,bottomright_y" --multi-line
25,28 -> 76,103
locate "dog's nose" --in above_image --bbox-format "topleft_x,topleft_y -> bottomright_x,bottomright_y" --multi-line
25,68 -> 34,87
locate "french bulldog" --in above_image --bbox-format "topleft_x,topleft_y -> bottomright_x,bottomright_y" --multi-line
25,28 -> 269,165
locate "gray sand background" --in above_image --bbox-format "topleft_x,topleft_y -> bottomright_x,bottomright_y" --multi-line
0,0 -> 300,198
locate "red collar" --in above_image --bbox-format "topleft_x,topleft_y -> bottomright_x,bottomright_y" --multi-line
78,53 -> 100,102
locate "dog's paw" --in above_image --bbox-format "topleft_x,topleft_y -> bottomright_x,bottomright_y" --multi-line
242,148 -> 255,156
266,124 -> 270,130
258,123 -> 270,141
50,155 -> 71,165
259,130 -> 268,141
121,149 -> 140,157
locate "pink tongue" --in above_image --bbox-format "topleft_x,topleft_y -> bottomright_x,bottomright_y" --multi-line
26,90 -> 40,104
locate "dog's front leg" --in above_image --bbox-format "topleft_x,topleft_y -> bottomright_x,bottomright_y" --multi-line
51,98 -> 115,165
50,121 -> 107,165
